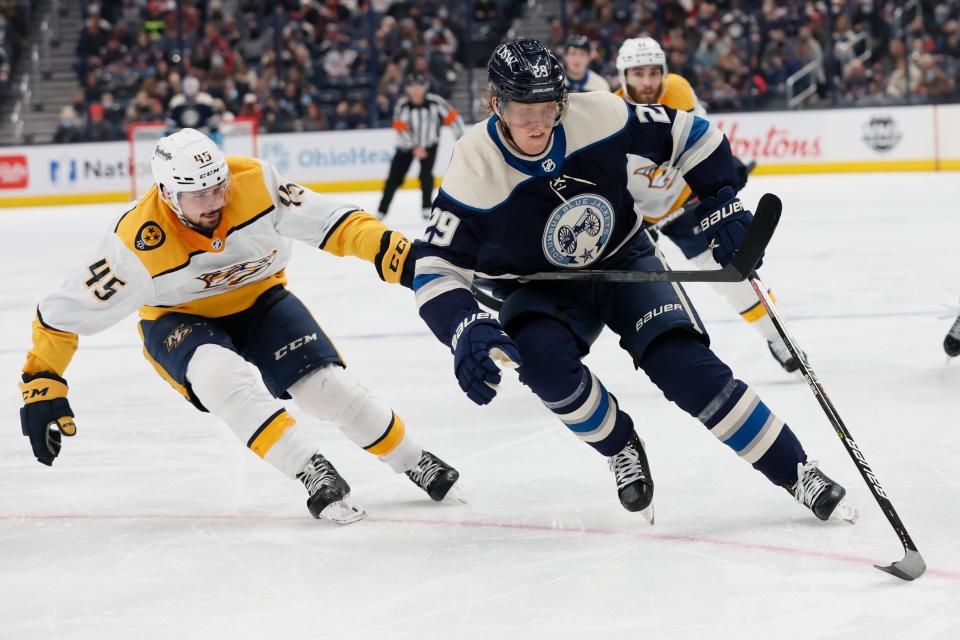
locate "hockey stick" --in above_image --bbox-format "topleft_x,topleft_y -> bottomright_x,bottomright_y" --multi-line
517,192 -> 780,284
471,283 -> 504,312
469,188 -> 775,308
747,276 -> 926,581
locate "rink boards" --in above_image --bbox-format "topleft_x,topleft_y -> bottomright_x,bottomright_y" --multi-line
1,103 -> 959,207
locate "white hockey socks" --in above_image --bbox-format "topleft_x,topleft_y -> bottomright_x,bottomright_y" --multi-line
288,365 -> 422,473
185,344 -> 317,478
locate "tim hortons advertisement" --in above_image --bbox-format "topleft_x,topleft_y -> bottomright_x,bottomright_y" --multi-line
712,105 -> 935,167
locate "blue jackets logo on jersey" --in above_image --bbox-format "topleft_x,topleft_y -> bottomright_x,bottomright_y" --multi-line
542,194 -> 614,267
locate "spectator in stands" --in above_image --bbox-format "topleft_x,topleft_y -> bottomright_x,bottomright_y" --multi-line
53,107 -> 84,144
916,53 -> 953,99
942,20 -> 960,60
141,1 -> 167,37
166,75 -> 220,139
261,95 -> 298,133
694,30 -> 721,70
841,58 -> 871,104
351,100 -> 370,129
886,56 -> 922,100
302,101 -> 328,132
75,16 -> 111,79
84,103 -> 123,142
0,46 -> 8,96
237,93 -> 262,122
100,92 -> 126,128
237,18 -> 271,64
328,100 -> 359,131
473,0 -> 498,23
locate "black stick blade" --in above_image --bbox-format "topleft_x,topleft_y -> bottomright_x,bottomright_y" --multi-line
729,192 -> 782,278
874,550 -> 926,581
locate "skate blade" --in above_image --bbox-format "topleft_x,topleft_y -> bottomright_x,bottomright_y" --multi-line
639,503 -> 655,526
320,496 -> 367,525
830,498 -> 859,524
445,482 -> 467,504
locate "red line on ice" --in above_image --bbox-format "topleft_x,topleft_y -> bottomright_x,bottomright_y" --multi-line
2,512 -> 956,581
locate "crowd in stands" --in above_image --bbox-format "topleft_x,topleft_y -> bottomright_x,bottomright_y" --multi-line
0,1 -> 29,98
49,0 -> 960,143
57,0 -> 519,143
557,0 -> 959,112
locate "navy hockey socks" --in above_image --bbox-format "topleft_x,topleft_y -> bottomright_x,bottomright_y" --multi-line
640,331 -> 806,486
513,316 -> 633,456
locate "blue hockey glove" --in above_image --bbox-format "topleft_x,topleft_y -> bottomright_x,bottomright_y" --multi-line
451,311 -> 523,405
19,372 -> 77,466
695,186 -> 760,268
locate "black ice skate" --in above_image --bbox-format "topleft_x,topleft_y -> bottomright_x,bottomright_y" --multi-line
298,452 -> 365,524
608,432 -> 654,523
944,315 -> 960,358
406,451 -> 466,502
786,461 -> 858,523
768,339 -> 801,373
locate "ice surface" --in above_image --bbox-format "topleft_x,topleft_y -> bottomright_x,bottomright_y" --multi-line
1,173 -> 958,639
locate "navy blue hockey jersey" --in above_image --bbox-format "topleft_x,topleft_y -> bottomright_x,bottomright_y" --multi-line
412,91 -> 739,345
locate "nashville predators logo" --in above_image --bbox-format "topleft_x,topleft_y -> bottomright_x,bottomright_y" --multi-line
196,250 -> 277,290
135,222 -> 166,251
635,165 -> 681,191
164,323 -> 192,352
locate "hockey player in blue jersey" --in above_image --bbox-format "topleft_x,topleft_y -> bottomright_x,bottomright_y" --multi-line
411,39 -> 857,524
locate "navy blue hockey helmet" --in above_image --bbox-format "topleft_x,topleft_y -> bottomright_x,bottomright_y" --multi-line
487,39 -> 567,105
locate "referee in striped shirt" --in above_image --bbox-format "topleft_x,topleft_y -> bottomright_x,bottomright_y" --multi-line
377,74 -> 464,219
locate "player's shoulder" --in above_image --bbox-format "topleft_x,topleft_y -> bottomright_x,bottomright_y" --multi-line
425,92 -> 449,105
111,190 -> 196,276
563,91 -> 630,152
227,155 -> 268,183
661,74 -> 697,111
225,156 -> 276,220
586,71 -> 611,92
438,118 -> 526,212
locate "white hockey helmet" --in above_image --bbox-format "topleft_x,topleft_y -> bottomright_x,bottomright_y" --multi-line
616,37 -> 668,104
150,128 -> 230,220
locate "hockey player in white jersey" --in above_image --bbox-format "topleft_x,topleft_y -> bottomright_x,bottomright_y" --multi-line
18,129 -> 462,524
412,39 -> 856,525
615,37 -> 799,372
